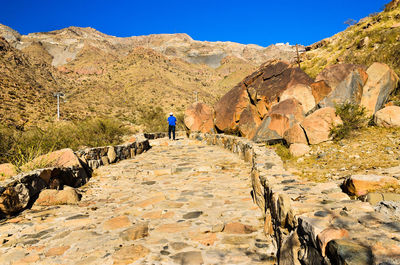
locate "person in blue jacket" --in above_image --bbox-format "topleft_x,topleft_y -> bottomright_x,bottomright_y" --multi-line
167,112 -> 177,140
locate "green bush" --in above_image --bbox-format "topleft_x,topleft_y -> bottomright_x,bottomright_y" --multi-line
271,143 -> 293,161
330,103 -> 369,140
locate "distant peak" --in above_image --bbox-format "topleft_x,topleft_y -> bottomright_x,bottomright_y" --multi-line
0,23 -> 21,44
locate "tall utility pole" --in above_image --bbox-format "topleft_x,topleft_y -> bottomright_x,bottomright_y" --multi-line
53,92 -> 65,121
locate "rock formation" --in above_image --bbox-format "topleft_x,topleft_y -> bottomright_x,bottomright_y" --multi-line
361,62 -> 399,115
214,60 -> 313,137
184,102 -> 214,133
374,106 -> 400,127
209,60 -> 398,149
252,98 -> 305,143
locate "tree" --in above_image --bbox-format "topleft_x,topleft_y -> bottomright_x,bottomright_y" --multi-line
344,19 -> 357,27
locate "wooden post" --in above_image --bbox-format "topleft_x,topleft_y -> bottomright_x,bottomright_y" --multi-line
296,44 -> 301,68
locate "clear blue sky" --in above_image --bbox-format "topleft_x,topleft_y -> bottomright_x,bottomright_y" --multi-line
0,0 -> 389,46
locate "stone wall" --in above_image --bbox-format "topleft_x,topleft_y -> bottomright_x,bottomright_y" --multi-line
190,132 -> 400,265
0,135 -> 153,218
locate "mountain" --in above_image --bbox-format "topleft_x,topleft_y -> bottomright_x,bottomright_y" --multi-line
301,0 -> 400,80
8,25 -> 300,68
0,24 -> 302,129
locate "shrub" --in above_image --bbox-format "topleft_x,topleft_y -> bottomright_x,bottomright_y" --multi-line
138,106 -> 168,133
0,118 -> 129,172
0,125 -> 16,164
175,112 -> 185,131
330,103 -> 369,140
271,143 -> 293,161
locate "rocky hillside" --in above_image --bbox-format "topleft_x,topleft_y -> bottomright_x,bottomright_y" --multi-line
301,0 -> 400,80
0,37 -> 60,129
0,24 -> 302,129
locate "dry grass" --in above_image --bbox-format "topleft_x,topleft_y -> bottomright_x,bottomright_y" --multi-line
280,127 -> 400,185
301,7 -> 400,80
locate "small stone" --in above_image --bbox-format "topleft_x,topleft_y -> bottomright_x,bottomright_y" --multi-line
289,143 -> 311,157
141,181 -> 156,185
171,251 -> 204,265
14,253 -> 40,264
223,222 -> 256,234
35,187 -> 80,206
101,156 -> 109,165
170,242 -> 189,251
107,146 -> 117,163
103,216 -> 131,230
189,231 -> 217,246
45,246 -> 70,257
155,223 -> 190,233
120,223 -> 149,241
183,211 -> 203,219
112,245 -> 149,265
314,211 -> 329,217
211,223 -> 225,233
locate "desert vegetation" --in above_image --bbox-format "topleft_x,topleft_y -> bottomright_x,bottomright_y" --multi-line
301,5 -> 400,83
329,102 -> 370,140
0,118 -> 129,171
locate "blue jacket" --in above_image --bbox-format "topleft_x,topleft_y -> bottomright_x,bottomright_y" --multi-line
168,116 -> 177,126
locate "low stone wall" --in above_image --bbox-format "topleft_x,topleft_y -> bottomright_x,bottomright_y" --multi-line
0,136 -> 152,218
75,140 -> 150,170
190,132 -> 400,265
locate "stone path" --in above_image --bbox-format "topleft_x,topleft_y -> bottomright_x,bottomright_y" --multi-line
0,137 -> 276,265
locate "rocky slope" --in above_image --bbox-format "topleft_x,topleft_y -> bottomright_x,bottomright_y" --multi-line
0,24 -> 302,129
0,37 -> 59,129
301,0 -> 400,80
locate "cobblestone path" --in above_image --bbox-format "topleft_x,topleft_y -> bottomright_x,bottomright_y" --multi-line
0,137 -> 276,264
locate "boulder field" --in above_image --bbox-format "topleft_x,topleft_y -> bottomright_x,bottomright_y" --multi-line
184,60 -> 400,151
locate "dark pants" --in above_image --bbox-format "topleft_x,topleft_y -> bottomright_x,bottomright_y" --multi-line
168,125 -> 176,140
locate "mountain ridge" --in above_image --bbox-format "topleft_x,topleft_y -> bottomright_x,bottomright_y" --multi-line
0,24 -> 301,68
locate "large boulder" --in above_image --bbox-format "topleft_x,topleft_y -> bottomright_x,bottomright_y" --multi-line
300,107 -> 342,144
34,186 -> 80,206
374,106 -> 400,127
342,175 -> 399,196
184,102 -> 215,133
22,148 -> 83,171
22,148 -> 88,187
214,60 -> 313,133
289,143 -> 311,157
252,98 -> 304,143
361,63 -> 399,115
280,84 -> 316,113
238,104 -> 262,139
315,64 -> 366,90
0,163 -> 17,179
317,67 -> 368,108
214,84 -> 249,133
0,184 -> 30,215
310,81 -> 332,105
283,123 -> 308,145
